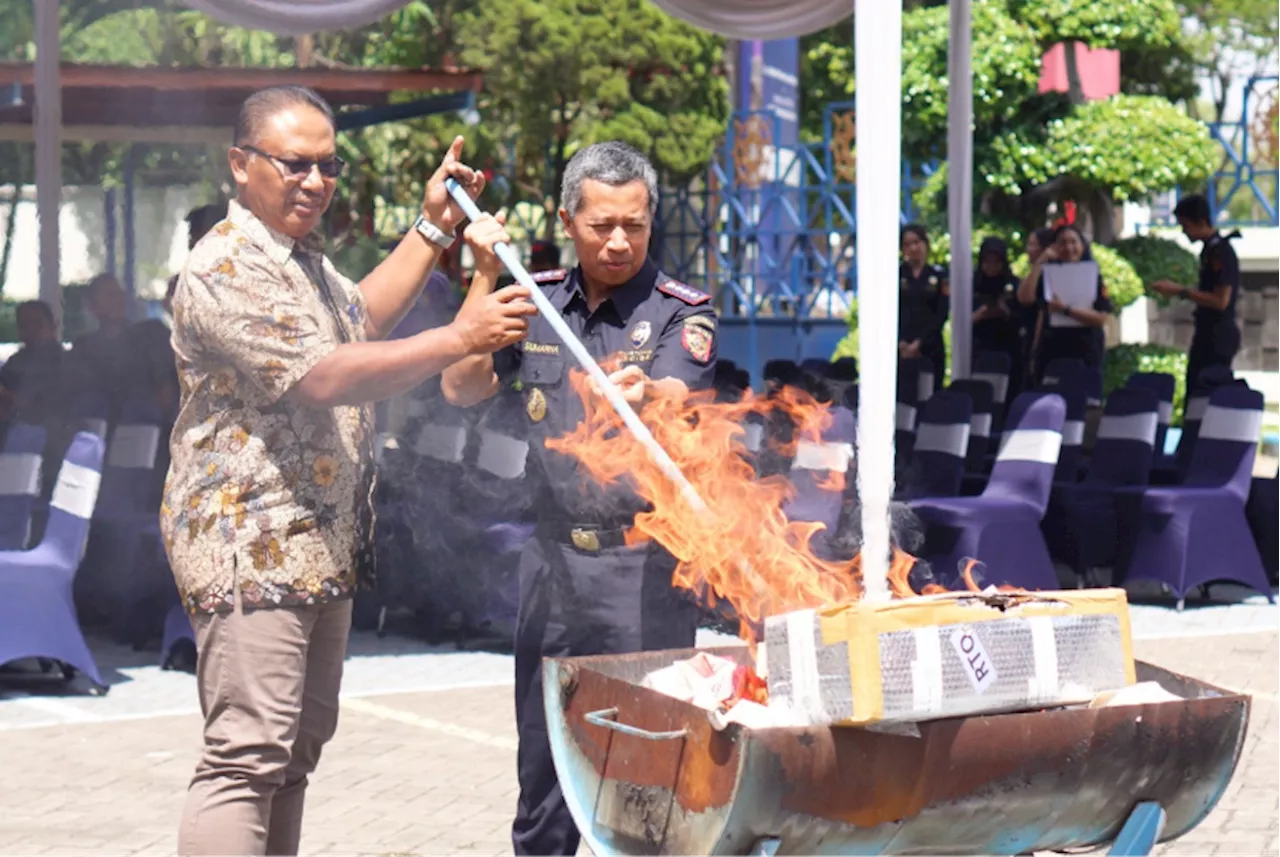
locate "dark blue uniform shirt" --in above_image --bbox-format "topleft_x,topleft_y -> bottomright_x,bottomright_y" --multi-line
494,260 -> 717,525
1194,232 -> 1241,343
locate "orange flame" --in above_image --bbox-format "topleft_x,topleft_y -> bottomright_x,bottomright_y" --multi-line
547,370 -> 989,641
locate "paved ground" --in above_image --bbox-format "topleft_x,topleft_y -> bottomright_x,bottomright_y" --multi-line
0,593 -> 1276,856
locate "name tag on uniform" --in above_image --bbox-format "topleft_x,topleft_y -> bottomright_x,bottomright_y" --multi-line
525,342 -> 560,355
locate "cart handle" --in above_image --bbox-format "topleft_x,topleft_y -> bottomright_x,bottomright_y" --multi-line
584,707 -> 688,741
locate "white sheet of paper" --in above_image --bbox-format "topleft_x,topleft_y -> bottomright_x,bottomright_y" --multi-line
1043,261 -> 1099,328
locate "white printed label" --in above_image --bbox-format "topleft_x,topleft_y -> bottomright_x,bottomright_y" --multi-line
949,627 -> 997,694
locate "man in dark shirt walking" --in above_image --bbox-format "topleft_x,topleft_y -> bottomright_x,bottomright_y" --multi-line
1152,194 -> 1243,390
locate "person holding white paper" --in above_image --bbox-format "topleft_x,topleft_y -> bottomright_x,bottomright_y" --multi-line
1016,224 -> 1112,382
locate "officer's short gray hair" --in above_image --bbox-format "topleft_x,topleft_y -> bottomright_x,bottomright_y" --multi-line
561,142 -> 659,219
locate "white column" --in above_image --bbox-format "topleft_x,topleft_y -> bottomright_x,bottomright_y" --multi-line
854,0 -> 902,601
34,0 -> 62,329
946,0 -> 974,380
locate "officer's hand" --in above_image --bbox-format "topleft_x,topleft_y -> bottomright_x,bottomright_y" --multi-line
1150,280 -> 1181,297
452,284 -> 538,354
422,135 -> 485,236
592,364 -> 648,405
464,212 -> 509,278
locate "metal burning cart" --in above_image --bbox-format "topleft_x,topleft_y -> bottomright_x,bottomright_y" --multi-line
544,646 -> 1250,856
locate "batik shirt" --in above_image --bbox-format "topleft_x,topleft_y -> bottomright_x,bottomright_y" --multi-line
160,199 -> 374,615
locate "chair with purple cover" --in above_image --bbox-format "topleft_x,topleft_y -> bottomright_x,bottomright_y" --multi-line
910,392 -> 1065,590
1043,388 -> 1159,585
1247,475 -> 1278,584
972,349 -> 1012,433
784,405 -> 856,544
1174,366 -> 1236,483
0,431 -> 107,690
1041,379 -> 1087,484
901,390 -> 972,500
1117,385 -> 1274,606
0,423 -> 47,550
895,359 -> 925,474
81,397 -> 170,645
951,379 -> 996,497
1126,372 -> 1175,473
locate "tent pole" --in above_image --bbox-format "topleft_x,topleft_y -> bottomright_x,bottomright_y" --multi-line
854,0 -> 903,599
34,0 -> 62,330
947,0 -> 974,380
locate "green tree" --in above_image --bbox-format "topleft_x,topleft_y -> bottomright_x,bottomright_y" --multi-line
456,0 -> 727,236
804,0 -> 1220,247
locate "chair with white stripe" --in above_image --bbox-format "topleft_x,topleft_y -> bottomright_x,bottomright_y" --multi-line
900,390 -> 972,500
1117,385 -> 1275,606
1040,378 -> 1087,484
972,349 -> 1012,433
1173,366 -> 1237,483
909,392 -> 1065,590
1125,372 -> 1176,474
0,423 -> 47,551
784,405 -> 856,542
0,431 -> 108,691
895,359 -> 926,474
1043,387 -> 1160,586
78,398 -> 171,647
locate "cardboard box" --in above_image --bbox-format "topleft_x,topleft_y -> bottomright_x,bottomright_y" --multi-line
763,588 -> 1136,727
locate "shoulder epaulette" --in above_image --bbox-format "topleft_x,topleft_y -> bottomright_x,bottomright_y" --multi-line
530,268 -> 568,284
657,279 -> 711,306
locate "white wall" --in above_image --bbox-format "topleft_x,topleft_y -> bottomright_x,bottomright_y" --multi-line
0,184 -> 203,302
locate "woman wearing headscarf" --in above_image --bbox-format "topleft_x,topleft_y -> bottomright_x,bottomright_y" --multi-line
971,236 -> 1024,397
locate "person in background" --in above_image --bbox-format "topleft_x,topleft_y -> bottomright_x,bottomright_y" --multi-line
897,224 -> 949,381
0,300 -> 65,428
1019,228 -> 1056,381
971,236 -> 1024,398
1017,224 -> 1112,380
1150,193 -> 1243,391
64,273 -> 132,420
529,239 -> 561,274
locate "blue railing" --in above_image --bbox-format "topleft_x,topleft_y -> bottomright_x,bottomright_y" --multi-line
1153,75 -> 1279,229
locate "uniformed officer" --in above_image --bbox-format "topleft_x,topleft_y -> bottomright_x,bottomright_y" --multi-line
1151,193 -> 1243,391
898,224 -> 950,380
442,141 -> 715,857
971,236 -> 1024,398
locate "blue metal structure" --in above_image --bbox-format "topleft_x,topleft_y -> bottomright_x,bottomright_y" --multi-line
1153,75 -> 1279,229
346,78 -> 1274,385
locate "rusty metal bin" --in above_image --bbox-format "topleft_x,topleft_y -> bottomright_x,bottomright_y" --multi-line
544,646 -> 1249,856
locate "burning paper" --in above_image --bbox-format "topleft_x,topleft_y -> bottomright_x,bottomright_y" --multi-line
547,373 -> 948,642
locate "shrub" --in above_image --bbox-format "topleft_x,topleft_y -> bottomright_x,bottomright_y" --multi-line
1111,234 -> 1199,306
1104,342 -> 1189,424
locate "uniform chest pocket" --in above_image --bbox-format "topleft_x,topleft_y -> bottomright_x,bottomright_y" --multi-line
519,353 -> 566,387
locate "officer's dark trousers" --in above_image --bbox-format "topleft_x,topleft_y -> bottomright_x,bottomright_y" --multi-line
1186,327 -> 1240,395
511,528 -> 700,856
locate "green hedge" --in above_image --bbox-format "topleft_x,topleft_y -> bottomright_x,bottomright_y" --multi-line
1103,342 -> 1188,424
1111,234 -> 1199,307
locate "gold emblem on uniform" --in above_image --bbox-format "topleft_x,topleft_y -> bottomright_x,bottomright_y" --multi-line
570,528 -> 600,552
527,387 -> 547,422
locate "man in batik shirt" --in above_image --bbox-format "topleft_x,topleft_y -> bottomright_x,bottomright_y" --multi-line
161,85 -> 536,856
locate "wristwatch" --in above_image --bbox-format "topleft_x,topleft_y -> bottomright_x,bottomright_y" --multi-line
413,214 -> 455,249
1180,287 -> 1192,300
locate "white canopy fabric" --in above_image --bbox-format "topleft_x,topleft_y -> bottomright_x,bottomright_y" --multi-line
649,0 -> 852,39
178,0 -> 414,36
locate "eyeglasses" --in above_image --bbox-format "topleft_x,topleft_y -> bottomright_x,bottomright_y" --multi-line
241,145 -> 346,180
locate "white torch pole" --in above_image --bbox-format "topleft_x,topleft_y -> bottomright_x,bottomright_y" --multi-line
854,0 -> 904,602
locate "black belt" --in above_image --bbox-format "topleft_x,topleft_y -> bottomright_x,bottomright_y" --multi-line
540,520 -> 638,553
